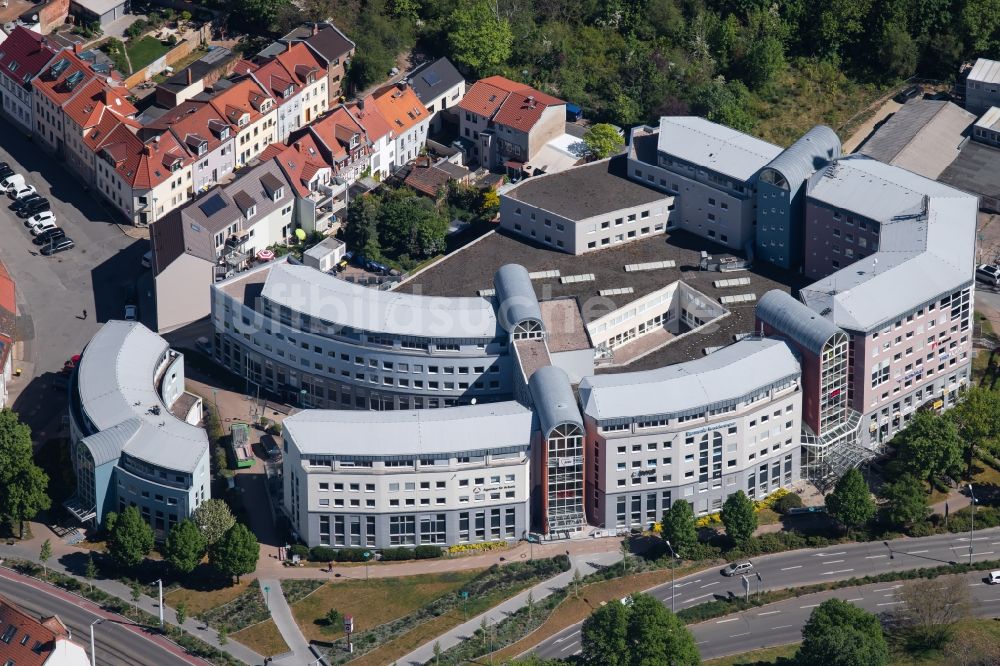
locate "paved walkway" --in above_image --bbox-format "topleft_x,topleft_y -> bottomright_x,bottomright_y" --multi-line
397,551 -> 622,666
0,537 -> 264,665
258,578 -> 312,665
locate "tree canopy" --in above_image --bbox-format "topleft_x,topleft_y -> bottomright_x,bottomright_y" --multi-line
164,519 -> 206,575
721,490 -> 757,545
108,506 -> 154,569
341,188 -> 448,270
826,468 -> 876,530
881,473 -> 929,529
193,499 -> 236,547
210,522 -> 260,583
583,124 -> 625,160
448,1 -> 514,76
798,598 -> 889,666
0,409 -> 51,538
581,592 -> 699,666
660,499 -> 697,558
894,411 -> 963,484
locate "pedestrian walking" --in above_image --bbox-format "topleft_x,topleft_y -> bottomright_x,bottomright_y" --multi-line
81,309 -> 87,320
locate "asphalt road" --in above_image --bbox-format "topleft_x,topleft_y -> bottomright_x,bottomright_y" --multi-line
0,569 -> 194,665
532,526 -> 1000,660
0,128 -> 147,436
690,570 -> 1000,660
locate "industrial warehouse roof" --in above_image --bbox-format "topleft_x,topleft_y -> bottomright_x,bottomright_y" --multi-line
578,338 -> 801,422
502,155 -> 671,221
857,100 -> 974,179
283,402 -> 533,457
76,321 -> 208,473
802,155 -> 977,332
755,290 -> 844,356
244,260 -> 501,340
761,125 -> 840,189
967,57 -> 1000,84
657,116 -> 781,182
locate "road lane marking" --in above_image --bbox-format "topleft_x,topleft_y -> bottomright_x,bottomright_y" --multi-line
821,569 -> 854,575
800,604 -> 820,609
955,537 -> 988,542
906,550 -> 928,554
758,610 -> 781,616
975,551 -> 995,556
865,555 -> 887,559
700,581 -> 719,588
730,632 -> 751,638
815,551 -> 847,557
873,586 -> 902,592
696,641 -> 708,646
560,644 -> 576,653
780,565 -> 802,571
985,598 -> 1000,602
716,618 -> 739,624
825,559 -> 844,564
773,624 -> 793,630
675,579 -> 701,588
847,598 -> 863,602
969,583 -> 985,586
684,593 -> 714,604
878,601 -> 903,606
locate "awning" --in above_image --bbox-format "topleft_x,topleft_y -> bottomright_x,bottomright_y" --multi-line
257,248 -> 276,261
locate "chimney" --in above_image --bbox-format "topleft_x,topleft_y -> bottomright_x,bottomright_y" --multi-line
142,144 -> 154,156
186,68 -> 193,85
312,23 -> 319,37
397,81 -> 406,92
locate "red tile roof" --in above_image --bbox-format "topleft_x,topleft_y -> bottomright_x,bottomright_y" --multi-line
347,95 -> 392,143
266,134 -> 330,197
0,259 -> 15,316
83,113 -> 139,153
0,594 -> 69,666
458,76 -> 564,132
232,59 -> 259,76
207,78 -> 274,128
62,77 -> 136,129
371,83 -> 428,134
308,106 -> 368,163
100,124 -> 190,190
150,101 -> 232,158
0,26 -> 58,89
274,42 -> 326,87
34,50 -> 98,108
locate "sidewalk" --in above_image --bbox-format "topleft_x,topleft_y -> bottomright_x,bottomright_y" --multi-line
397,551 -> 622,666
258,578 -> 312,665
0,535 -> 264,666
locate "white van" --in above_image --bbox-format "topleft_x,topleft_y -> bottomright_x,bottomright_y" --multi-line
1,173 -> 24,192
989,570 -> 1000,585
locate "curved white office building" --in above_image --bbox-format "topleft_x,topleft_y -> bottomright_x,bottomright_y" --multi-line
580,337 -> 803,527
65,321 -> 210,537
211,260 -> 546,410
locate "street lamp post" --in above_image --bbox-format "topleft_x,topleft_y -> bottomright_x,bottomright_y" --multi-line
264,585 -> 270,609
89,618 -> 104,666
968,483 -> 978,565
155,578 -> 164,629
363,551 -> 371,580
664,540 -> 679,614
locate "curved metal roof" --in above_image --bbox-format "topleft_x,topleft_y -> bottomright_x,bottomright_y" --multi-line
762,125 -> 840,191
493,263 -> 542,333
81,418 -> 141,467
528,365 -> 582,435
755,290 -> 843,355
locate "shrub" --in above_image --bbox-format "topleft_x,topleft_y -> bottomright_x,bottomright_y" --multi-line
288,544 -> 309,559
379,547 -> 415,561
309,546 -> 337,562
167,34 -> 178,46
684,542 -> 723,561
906,521 -> 934,537
773,492 -> 804,513
414,545 -> 443,559
337,548 -> 371,562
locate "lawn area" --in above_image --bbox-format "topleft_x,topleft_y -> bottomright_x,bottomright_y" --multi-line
750,58 -> 888,147
348,576 -> 538,666
164,579 -> 251,617
972,458 -> 1000,486
290,570 -> 482,643
231,619 -> 289,657
127,37 -> 171,72
757,507 -> 781,526
494,562 -> 712,661
703,643 -> 799,665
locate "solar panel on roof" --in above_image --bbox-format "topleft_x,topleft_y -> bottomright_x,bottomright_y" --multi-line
198,193 -> 227,218
421,70 -> 441,87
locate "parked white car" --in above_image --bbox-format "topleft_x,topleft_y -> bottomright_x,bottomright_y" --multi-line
29,217 -> 58,236
26,211 -> 55,228
9,185 -> 36,200
976,264 -> 1000,287
0,173 -> 24,192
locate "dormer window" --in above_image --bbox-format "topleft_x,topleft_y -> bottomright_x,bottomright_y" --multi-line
272,186 -> 283,202
238,114 -> 249,127
245,205 -> 256,219
220,127 -> 230,140
284,85 -> 294,97
197,143 -> 207,156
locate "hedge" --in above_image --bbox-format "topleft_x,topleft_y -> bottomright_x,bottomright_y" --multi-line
309,546 -> 337,562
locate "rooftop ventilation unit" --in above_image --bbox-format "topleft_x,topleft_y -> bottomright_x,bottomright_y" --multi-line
713,276 -> 752,288
560,273 -> 595,284
719,293 -> 757,305
528,269 -> 560,279
599,287 -> 634,296
624,260 -> 676,272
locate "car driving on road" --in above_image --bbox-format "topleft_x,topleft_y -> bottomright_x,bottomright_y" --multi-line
722,561 -> 754,576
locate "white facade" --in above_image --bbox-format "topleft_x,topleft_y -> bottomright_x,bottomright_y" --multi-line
391,116 -> 430,168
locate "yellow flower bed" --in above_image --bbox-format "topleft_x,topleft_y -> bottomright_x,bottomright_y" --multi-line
446,541 -> 509,555
695,513 -> 722,528
753,488 -> 791,512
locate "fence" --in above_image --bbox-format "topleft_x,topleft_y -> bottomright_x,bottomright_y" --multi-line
121,24 -> 211,89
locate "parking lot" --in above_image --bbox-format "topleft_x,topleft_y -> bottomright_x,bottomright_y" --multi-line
0,127 -> 148,437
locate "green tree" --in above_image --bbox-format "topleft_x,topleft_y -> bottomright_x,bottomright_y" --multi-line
949,386 -> 1000,474
218,626 -> 228,646
107,506 -> 153,569
192,499 -> 236,546
164,519 -> 206,575
963,0 -> 1000,53
826,468 -> 876,530
325,607 -> 342,626
448,0 -> 514,75
581,592 -> 698,666
175,601 -> 188,626
721,490 -> 757,545
881,473 -> 929,529
209,522 -> 260,583
0,409 -> 51,538
236,0 -> 289,31
661,499 -> 697,558
797,599 -> 889,666
895,411 -> 964,484
878,24 -> 918,79
342,194 -> 382,259
692,79 -> 755,133
583,124 -> 625,160
84,554 -> 97,591
130,584 -> 142,618
39,539 -> 51,578
742,36 -> 786,89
